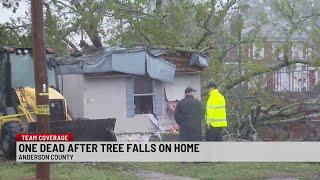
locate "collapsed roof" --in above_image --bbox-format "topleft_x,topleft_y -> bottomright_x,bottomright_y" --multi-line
58,47 -> 208,82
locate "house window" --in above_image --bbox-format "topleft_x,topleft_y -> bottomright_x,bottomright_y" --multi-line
277,51 -> 284,61
252,43 -> 264,60
272,44 -> 285,61
134,76 -> 154,114
306,48 -> 312,60
292,43 -> 303,60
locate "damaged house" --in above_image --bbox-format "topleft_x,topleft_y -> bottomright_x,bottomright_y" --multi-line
58,47 -> 207,140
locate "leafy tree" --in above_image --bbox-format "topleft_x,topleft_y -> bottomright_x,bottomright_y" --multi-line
1,0 -> 320,140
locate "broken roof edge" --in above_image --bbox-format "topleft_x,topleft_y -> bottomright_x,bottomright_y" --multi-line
147,54 -> 176,82
60,46 -> 208,63
84,71 -> 131,78
59,47 -> 145,65
58,47 -> 207,77
176,70 -> 202,74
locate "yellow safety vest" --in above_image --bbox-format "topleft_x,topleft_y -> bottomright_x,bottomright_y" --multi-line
206,89 -> 227,127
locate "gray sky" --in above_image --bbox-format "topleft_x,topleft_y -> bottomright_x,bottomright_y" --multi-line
0,2 -> 28,24
0,2 -> 87,47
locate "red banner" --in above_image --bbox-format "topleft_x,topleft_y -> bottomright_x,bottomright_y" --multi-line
16,133 -> 73,141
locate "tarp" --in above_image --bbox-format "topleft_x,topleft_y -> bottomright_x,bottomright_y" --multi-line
84,54 -> 113,73
59,48 -> 176,82
112,51 -> 146,75
189,54 -> 208,67
59,64 -> 82,74
147,55 -> 176,82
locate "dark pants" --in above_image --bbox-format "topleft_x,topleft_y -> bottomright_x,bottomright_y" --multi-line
179,127 -> 202,141
205,127 -> 224,141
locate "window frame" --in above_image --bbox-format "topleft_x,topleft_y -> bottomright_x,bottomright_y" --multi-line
133,76 -> 155,115
133,76 -> 155,96
292,43 -> 304,60
252,43 -> 264,60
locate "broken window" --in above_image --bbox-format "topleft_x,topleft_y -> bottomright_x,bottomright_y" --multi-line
134,76 -> 154,114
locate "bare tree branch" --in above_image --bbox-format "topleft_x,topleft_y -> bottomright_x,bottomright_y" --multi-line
260,114 -> 320,125
194,0 -> 238,49
1,24 -> 30,30
63,38 -> 79,51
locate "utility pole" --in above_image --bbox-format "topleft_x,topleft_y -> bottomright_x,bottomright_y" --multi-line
31,0 -> 50,179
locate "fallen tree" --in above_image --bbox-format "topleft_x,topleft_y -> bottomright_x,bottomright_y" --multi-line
231,96 -> 320,141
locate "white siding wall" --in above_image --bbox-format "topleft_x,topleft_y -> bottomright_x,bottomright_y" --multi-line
83,77 -> 126,120
60,73 -> 202,134
58,74 -> 84,118
82,76 -> 157,134
82,77 -> 129,133
160,73 -> 202,126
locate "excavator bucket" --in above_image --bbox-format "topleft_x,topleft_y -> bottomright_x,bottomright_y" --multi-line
28,118 -> 117,141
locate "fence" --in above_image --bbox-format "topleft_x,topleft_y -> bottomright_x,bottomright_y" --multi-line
271,66 -> 320,92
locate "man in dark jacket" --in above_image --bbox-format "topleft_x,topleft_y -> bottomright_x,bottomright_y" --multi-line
174,87 -> 204,141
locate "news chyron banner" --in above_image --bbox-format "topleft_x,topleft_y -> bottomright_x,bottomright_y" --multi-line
16,133 -> 320,162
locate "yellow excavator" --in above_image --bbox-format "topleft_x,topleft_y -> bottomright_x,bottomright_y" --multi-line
0,47 -> 116,160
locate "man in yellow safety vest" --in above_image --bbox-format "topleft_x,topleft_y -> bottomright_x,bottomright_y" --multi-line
205,82 -> 227,141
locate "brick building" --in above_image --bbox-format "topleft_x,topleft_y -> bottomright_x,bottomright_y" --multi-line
228,13 -> 320,93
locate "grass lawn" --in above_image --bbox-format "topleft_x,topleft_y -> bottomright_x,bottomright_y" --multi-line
0,162 -> 138,180
0,160 -> 319,179
132,162 -> 320,179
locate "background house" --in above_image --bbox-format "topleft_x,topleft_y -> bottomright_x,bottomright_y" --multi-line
224,2 -> 320,140
58,47 -> 207,140
228,13 -> 320,94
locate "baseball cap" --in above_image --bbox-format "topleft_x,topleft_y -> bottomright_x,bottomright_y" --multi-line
207,82 -> 217,88
185,87 -> 196,94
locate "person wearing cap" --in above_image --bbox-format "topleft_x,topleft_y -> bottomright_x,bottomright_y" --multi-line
205,82 -> 227,141
174,87 -> 204,141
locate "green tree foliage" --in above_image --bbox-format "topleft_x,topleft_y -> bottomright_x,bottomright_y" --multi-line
0,26 -> 31,46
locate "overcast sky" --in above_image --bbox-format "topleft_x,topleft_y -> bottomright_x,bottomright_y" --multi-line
0,2 -> 87,47
0,2 -> 29,24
